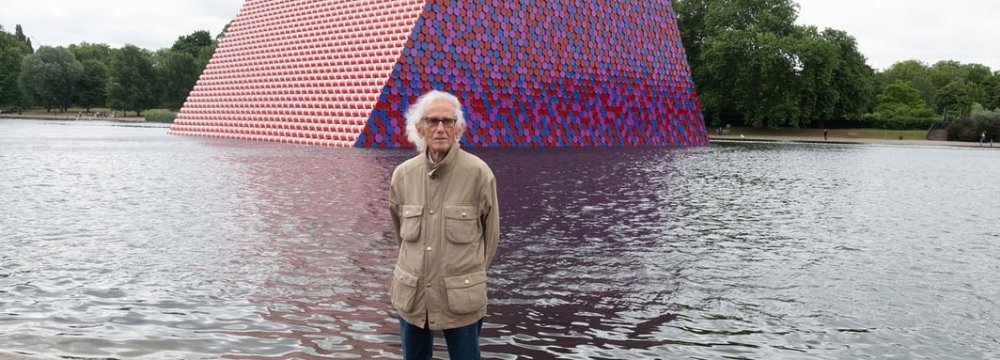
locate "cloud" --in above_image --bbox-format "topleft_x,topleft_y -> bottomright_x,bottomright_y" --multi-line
796,0 -> 1000,71
0,0 -> 243,50
4,0 -> 997,72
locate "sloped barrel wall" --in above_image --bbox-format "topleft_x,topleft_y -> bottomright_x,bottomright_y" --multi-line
171,0 -> 707,148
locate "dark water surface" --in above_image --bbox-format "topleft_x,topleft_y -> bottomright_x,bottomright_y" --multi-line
1,119 -> 998,359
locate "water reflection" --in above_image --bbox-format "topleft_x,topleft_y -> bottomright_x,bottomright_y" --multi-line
477,148 -> 691,359
212,146 -> 404,359
1,120 -> 999,359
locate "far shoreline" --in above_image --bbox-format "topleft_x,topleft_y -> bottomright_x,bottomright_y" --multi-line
2,116 -> 995,149
710,134 -> 995,149
0,352 -> 45,360
1,113 -> 146,123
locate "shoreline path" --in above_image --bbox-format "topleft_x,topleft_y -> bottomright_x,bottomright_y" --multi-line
1,115 -> 995,149
0,353 -> 42,360
711,134 -> 996,149
2,115 -> 996,149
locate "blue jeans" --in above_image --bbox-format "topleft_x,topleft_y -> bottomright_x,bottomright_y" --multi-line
399,317 -> 483,360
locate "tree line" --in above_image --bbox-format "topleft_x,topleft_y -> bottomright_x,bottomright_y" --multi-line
0,25 -> 222,116
3,3 -> 1000,138
675,0 -> 1000,135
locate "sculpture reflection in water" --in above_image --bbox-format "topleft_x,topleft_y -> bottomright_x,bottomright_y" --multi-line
210,141 -> 690,359
207,144 -> 404,359
481,148 -> 689,359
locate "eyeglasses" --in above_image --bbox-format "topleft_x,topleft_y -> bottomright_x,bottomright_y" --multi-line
423,117 -> 457,128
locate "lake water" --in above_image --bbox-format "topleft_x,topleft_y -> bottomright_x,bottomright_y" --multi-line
1,119 -> 998,359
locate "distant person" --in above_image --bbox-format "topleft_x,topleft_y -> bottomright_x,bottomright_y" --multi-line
823,129 -> 828,141
388,90 -> 500,360
982,131 -> 988,147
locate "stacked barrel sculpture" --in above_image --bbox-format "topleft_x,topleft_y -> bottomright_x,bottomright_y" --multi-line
171,0 -> 707,148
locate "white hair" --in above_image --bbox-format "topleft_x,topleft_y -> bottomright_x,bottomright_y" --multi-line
404,90 -> 466,152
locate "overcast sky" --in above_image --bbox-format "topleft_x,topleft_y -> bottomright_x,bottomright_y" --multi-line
795,0 -> 1000,71
2,0 -> 997,71
0,0 -> 243,50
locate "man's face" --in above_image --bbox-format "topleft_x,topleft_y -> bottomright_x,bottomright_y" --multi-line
418,99 -> 460,155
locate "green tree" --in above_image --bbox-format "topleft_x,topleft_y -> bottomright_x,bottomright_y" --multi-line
726,31 -> 803,127
934,80 -> 974,119
675,0 -> 875,128
677,0 -> 802,126
217,21 -> 233,42
928,61 -> 967,89
0,26 -> 33,109
17,46 -> 83,112
791,26 -> 839,125
156,30 -> 218,109
67,43 -> 113,112
928,61 -> 992,106
985,71 -> 1000,111
77,59 -> 108,112
879,60 -> 935,109
872,80 -> 936,128
154,49 -> 200,110
964,63 -> 992,107
675,0 -> 709,70
14,24 -> 33,53
878,81 -> 930,110
821,29 -> 876,121
961,63 -> 993,88
107,45 -> 156,116
171,30 -> 214,58
68,42 -> 112,64
194,42 -> 217,70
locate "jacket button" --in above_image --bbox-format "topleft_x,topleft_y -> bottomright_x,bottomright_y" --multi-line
429,210 -> 435,215
461,212 -> 467,217
464,279 -> 470,284
426,282 -> 431,288
426,246 -> 432,251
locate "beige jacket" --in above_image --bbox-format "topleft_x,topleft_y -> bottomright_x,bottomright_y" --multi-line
388,144 -> 500,330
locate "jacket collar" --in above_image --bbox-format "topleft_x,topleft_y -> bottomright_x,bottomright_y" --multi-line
426,141 -> 460,178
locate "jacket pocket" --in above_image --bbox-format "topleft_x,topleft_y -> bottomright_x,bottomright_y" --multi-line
444,270 -> 487,315
391,266 -> 419,313
444,205 -> 480,244
400,204 -> 423,242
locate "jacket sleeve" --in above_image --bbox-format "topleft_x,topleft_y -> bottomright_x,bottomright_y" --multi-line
389,168 -> 402,247
481,175 -> 500,270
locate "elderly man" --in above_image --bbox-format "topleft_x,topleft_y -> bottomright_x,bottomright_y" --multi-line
388,90 -> 500,360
